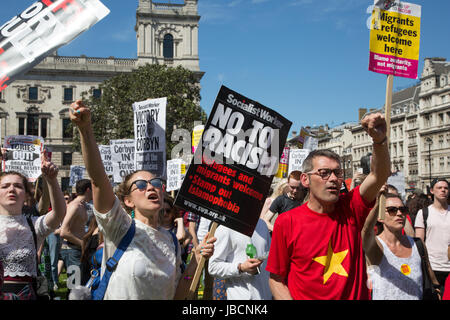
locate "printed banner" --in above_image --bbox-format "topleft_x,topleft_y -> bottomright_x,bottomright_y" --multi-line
275,147 -> 289,179
192,124 -> 204,154
110,139 -> 135,183
69,165 -> 85,186
166,158 -> 183,192
133,98 -> 166,178
98,144 -> 113,176
0,0 -> 110,92
288,149 -> 310,174
387,171 -> 406,198
2,135 -> 44,181
369,0 -> 421,79
175,86 -> 292,237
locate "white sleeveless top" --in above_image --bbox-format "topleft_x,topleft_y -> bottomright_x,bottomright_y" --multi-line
93,197 -> 182,300
369,236 -> 423,300
0,214 -> 53,278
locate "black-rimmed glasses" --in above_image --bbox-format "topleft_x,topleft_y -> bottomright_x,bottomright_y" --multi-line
307,168 -> 344,180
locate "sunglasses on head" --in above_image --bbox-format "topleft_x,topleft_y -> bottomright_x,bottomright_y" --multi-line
385,206 -> 408,215
128,178 -> 164,193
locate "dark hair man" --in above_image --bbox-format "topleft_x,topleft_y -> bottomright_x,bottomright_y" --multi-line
266,113 -> 391,300
263,170 -> 307,232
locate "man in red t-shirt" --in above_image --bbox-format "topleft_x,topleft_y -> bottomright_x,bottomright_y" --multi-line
266,113 -> 391,300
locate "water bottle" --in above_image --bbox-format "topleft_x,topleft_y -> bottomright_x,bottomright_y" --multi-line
246,243 -> 257,259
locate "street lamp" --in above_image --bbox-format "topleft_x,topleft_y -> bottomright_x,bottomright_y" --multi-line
425,137 -> 432,190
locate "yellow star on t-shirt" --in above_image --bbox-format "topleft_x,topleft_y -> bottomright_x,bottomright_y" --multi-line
312,240 -> 349,285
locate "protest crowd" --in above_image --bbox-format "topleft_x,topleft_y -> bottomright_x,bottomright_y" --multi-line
0,0 -> 449,303
0,98 -> 449,301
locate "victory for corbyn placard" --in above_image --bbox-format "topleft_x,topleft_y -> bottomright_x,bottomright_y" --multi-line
133,98 -> 166,178
0,0 -> 110,92
175,86 -> 292,237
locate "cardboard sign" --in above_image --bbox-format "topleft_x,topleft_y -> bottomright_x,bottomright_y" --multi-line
387,171 -> 406,198
166,158 -> 183,192
0,0 -> 110,92
110,139 -> 135,183
133,98 -> 166,178
288,149 -> 310,173
369,0 -> 421,79
175,86 -> 292,237
2,135 -> 44,181
69,165 -> 85,186
98,144 -> 113,176
192,124 -> 204,154
275,147 -> 289,179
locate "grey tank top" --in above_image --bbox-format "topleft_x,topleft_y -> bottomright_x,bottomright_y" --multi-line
369,236 -> 423,300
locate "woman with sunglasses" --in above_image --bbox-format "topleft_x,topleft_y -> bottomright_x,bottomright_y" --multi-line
69,100 -> 216,300
362,192 -> 440,300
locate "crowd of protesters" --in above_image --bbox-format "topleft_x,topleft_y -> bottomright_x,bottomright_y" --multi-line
0,102 -> 449,301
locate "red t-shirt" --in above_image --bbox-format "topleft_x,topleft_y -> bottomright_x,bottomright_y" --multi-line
443,276 -> 450,300
266,186 -> 374,300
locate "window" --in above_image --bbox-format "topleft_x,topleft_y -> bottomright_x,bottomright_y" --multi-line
64,87 -> 73,102
62,118 -> 73,139
61,177 -> 71,193
424,114 -> 431,127
93,88 -> 101,99
163,34 -> 174,59
41,118 -> 47,138
62,152 -> 72,166
26,113 -> 39,136
18,118 -> 25,135
29,87 -> 38,101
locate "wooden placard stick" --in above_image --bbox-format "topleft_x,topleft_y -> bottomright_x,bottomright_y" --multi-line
378,74 -> 393,221
186,221 -> 218,300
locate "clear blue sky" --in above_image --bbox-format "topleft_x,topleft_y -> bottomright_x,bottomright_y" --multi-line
1,0 -> 449,135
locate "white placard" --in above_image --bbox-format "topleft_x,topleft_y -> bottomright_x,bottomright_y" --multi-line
288,149 -> 310,173
98,145 -> 113,176
2,135 -> 44,182
133,98 -> 166,178
166,159 -> 183,192
69,165 -> 86,186
110,139 -> 135,183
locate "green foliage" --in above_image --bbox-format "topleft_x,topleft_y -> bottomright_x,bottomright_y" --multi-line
71,64 -> 207,158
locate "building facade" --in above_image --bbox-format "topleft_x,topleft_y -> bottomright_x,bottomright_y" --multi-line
0,0 -> 201,191
351,57 -> 450,192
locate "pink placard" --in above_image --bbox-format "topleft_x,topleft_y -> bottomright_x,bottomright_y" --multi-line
369,52 -> 419,79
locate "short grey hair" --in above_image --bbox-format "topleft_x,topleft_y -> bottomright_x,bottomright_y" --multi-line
302,149 -> 342,173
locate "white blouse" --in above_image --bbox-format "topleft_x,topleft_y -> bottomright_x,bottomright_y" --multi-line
94,197 -> 182,300
0,214 -> 53,278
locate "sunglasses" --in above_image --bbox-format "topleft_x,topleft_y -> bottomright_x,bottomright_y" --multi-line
128,178 -> 164,193
307,168 -> 344,180
385,206 -> 408,215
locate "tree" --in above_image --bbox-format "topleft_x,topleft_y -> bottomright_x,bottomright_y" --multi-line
71,64 -> 207,158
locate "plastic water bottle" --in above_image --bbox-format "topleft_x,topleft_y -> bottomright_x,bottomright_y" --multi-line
246,243 -> 257,259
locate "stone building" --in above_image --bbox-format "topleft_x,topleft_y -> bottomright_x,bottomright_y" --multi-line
0,0 -> 202,192
351,57 -> 450,192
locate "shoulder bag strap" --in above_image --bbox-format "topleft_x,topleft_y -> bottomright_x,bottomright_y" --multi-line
422,206 -> 429,232
92,220 -> 136,300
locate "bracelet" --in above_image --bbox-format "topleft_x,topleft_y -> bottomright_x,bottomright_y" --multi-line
373,136 -> 387,145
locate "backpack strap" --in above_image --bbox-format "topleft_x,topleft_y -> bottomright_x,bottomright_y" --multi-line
92,220 -> 135,300
169,230 -> 178,257
422,206 -> 429,232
